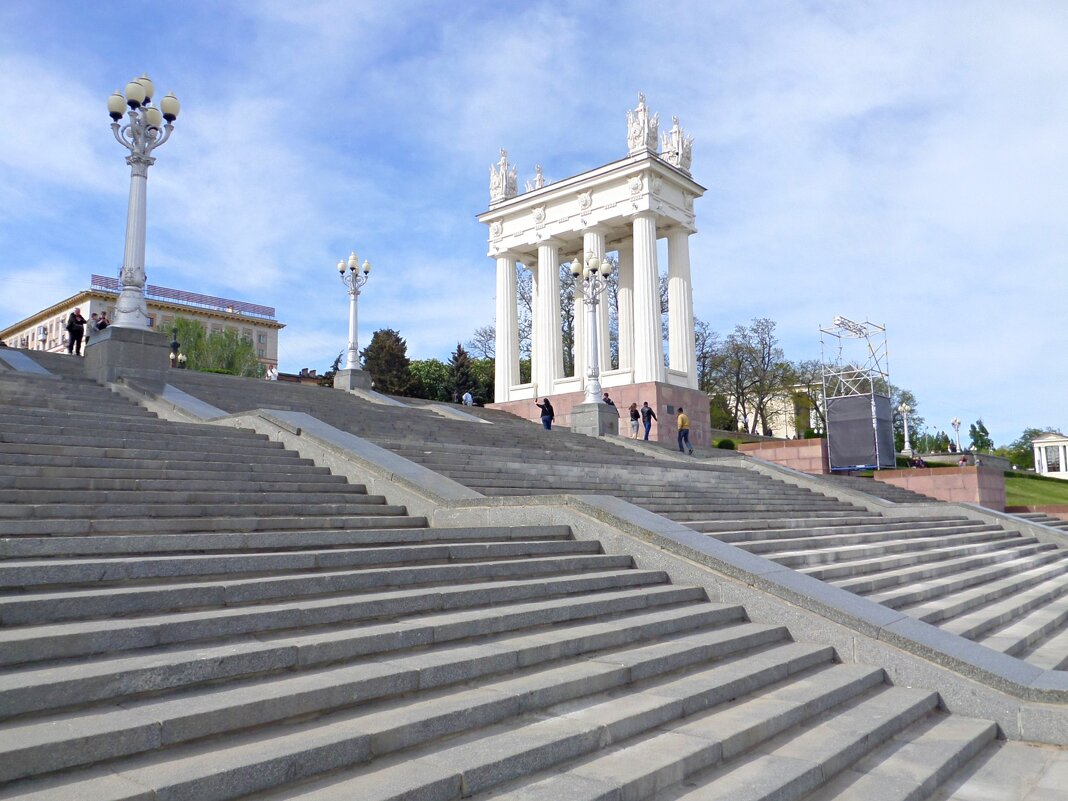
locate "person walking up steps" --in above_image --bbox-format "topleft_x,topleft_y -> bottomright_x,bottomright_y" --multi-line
677,407 -> 693,455
628,403 -> 640,438
535,398 -> 555,430
640,401 -> 657,440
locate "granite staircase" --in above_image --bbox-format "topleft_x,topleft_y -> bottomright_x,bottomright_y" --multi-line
157,369 -> 1068,673
0,352 -> 1045,799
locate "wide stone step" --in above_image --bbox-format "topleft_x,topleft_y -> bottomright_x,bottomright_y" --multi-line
0,475 -> 353,492
0,524 -> 572,559
0,553 -> 635,625
0,488 -> 376,507
0,626 -> 817,799
0,570 -> 668,666
0,538 -> 602,589
1018,622 -> 1068,670
0,511 -> 429,537
0,603 -> 757,783
731,521 -> 1000,551
0,442 -> 317,465
248,664 -> 919,801
803,536 -> 1042,585
959,575 -> 1068,650
0,499 -> 406,522
696,516 -> 889,534
0,454 -> 331,475
0,584 -> 710,715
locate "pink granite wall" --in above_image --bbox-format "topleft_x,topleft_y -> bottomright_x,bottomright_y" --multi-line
738,438 -> 829,475
873,466 -> 1006,511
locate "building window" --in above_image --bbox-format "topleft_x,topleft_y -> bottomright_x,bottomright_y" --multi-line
258,333 -> 266,344
1045,445 -> 1062,473
257,348 -> 265,358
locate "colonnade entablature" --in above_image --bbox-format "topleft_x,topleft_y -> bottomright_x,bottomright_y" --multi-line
477,93 -> 707,413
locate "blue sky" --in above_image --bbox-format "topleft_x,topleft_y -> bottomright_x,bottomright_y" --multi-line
1,1 -> 1066,446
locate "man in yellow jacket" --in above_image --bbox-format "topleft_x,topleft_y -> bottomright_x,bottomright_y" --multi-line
677,408 -> 693,455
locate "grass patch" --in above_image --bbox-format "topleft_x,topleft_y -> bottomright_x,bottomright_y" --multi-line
1004,473 -> 1068,506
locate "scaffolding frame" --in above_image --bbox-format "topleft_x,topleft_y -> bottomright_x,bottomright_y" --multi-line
819,316 -> 892,470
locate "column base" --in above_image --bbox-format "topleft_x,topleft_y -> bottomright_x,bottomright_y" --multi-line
334,368 -> 372,390
83,326 -> 172,384
570,401 -> 621,437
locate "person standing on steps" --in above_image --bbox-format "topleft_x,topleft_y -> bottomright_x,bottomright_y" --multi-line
462,390 -> 473,406
535,398 -> 555,430
65,308 -> 86,356
677,407 -> 693,455
628,403 -> 640,438
640,401 -> 657,440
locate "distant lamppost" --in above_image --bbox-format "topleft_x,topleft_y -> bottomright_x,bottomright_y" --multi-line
571,251 -> 613,403
951,417 -> 962,453
338,251 -> 372,372
897,403 -> 912,455
107,75 -> 180,329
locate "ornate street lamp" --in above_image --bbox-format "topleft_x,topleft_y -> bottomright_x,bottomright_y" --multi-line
570,251 -> 613,404
107,75 -> 180,328
338,251 -> 372,372
897,402 -> 912,455
951,417 -> 962,453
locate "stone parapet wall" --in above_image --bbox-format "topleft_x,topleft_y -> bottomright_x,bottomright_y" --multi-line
489,381 -> 712,446
738,438 -> 829,475
874,466 -> 1006,511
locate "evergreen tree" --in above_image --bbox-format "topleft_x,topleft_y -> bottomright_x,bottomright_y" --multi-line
969,419 -> 994,451
447,342 -> 475,400
361,328 -> 413,395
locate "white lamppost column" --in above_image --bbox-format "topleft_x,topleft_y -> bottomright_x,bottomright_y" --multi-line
334,251 -> 373,391
616,241 -> 634,372
632,212 -> 664,384
572,252 -> 614,403
667,228 -> 696,388
107,75 -> 180,329
951,417 -> 962,453
583,230 -> 611,375
494,253 -> 519,401
898,402 -> 912,455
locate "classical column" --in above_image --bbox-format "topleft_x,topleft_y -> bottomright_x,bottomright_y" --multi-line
632,212 -> 664,383
667,228 -> 697,388
616,240 -> 634,372
494,253 -> 520,401
583,229 -> 611,375
534,241 -> 563,394
572,254 -> 586,381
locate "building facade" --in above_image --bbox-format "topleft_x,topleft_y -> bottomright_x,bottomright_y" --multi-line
1033,432 -> 1068,480
0,275 -> 283,368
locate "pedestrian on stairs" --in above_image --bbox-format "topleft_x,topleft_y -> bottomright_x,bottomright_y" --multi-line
536,398 -> 555,430
65,308 -> 86,356
640,401 -> 657,440
677,407 -> 693,455
628,403 -> 640,438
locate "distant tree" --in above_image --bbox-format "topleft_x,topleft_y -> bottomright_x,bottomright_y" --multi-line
162,317 -> 263,378
999,426 -> 1059,470
409,358 -> 450,401
969,419 -> 994,451
791,358 -> 826,434
361,328 -> 412,395
466,325 -> 496,360
318,351 -> 343,387
471,358 -> 495,405
447,342 -> 476,400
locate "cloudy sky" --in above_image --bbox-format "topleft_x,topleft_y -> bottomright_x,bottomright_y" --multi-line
1,1 -> 1065,445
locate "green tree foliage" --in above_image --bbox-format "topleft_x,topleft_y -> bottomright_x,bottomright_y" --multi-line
361,328 -> 412,395
318,351 -> 343,387
969,419 -> 994,452
410,358 -> 451,402
471,358 -> 494,405
447,342 -> 476,400
164,318 -> 264,378
999,427 -> 1058,469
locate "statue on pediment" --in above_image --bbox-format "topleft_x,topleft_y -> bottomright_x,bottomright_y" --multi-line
626,92 -> 659,155
489,148 -> 518,202
525,164 -> 546,192
661,115 -> 694,173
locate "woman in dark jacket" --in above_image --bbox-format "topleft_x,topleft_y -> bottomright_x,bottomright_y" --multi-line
65,308 -> 87,356
535,398 -> 555,430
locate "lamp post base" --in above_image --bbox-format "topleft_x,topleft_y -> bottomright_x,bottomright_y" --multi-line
570,401 -> 619,437
334,368 -> 372,391
83,326 -> 172,384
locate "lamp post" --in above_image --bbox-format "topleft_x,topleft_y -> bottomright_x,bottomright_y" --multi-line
951,417 -> 962,453
897,402 -> 912,455
338,251 -> 372,372
107,75 -> 180,329
571,251 -> 613,404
